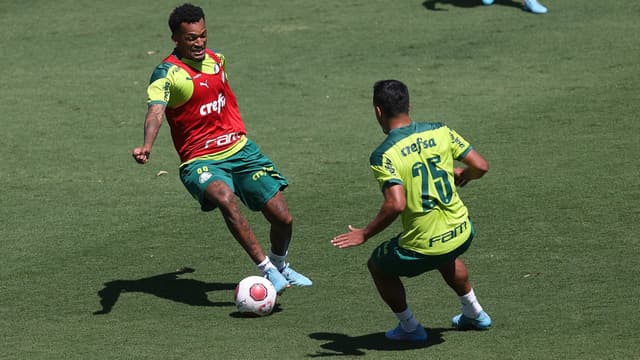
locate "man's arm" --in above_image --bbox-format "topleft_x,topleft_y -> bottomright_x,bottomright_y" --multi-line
454,148 -> 489,187
331,184 -> 405,249
132,104 -> 165,164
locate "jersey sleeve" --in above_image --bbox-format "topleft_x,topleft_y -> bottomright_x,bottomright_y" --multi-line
213,50 -> 229,82
147,62 -> 194,108
370,152 -> 403,191
147,62 -> 173,106
214,51 -> 226,68
448,126 -> 473,160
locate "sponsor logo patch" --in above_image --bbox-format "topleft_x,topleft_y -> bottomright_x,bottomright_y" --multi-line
198,172 -> 213,184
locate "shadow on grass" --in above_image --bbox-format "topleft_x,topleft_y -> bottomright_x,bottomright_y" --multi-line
229,303 -> 284,318
93,267 -> 236,315
422,0 -> 522,11
307,327 -> 449,357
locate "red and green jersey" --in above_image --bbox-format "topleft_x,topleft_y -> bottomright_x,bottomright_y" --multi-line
147,49 -> 246,164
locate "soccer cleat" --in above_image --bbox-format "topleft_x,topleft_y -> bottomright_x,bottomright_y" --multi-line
523,0 -> 547,14
264,267 -> 289,293
482,0 -> 494,5
385,323 -> 428,342
452,310 -> 492,330
280,264 -> 313,286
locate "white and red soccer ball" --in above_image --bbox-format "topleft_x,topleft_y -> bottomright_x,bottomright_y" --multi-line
234,276 -> 277,316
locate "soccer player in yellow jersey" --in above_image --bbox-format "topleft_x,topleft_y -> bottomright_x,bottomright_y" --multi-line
332,80 -> 492,342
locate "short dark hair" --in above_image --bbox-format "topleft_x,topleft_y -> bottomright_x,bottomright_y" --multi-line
373,80 -> 410,117
168,3 -> 205,35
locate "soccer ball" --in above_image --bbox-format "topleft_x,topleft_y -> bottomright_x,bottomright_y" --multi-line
234,275 -> 277,316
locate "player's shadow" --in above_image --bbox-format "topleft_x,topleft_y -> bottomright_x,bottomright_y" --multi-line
422,0 -> 522,11
307,327 -> 448,357
93,267 -> 236,315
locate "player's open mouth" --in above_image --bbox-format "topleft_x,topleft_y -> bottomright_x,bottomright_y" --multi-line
192,48 -> 205,57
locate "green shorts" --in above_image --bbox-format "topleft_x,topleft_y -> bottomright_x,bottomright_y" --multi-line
180,139 -> 288,211
370,221 -> 475,278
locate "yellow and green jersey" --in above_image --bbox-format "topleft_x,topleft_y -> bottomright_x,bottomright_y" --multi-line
370,121 -> 473,255
147,49 -> 229,108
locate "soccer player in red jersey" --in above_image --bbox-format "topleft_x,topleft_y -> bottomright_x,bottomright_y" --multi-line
132,3 -> 311,293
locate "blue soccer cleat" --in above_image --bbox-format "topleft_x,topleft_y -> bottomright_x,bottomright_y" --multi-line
385,323 -> 428,342
524,0 -> 547,14
482,0 -> 494,5
280,264 -> 313,286
264,267 -> 289,293
452,310 -> 492,330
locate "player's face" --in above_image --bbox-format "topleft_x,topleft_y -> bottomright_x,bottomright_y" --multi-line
173,18 -> 207,61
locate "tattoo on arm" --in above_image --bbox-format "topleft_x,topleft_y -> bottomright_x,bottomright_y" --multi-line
143,105 -> 165,148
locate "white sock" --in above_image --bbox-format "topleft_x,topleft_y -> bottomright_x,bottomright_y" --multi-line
257,257 -> 277,274
460,289 -> 484,318
395,308 -> 419,332
268,250 -> 287,271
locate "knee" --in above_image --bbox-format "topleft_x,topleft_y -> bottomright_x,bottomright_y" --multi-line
279,212 -> 293,227
271,213 -> 293,232
205,182 -> 237,211
263,197 -> 293,227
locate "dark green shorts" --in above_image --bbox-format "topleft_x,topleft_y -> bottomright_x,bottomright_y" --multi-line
370,221 -> 475,277
180,139 -> 288,211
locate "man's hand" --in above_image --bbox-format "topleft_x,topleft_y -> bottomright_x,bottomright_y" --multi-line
132,147 -> 150,164
331,225 -> 367,249
454,167 -> 469,187
455,149 -> 489,187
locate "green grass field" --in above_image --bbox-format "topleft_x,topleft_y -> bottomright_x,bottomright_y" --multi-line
2,1 -> 639,358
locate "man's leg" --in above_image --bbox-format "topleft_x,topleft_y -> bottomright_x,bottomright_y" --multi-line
438,258 -> 471,296
204,181 -> 288,292
261,192 -> 292,256
438,258 -> 491,330
368,258 -> 407,313
206,181 -> 264,263
261,192 -> 312,286
368,258 -> 426,341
